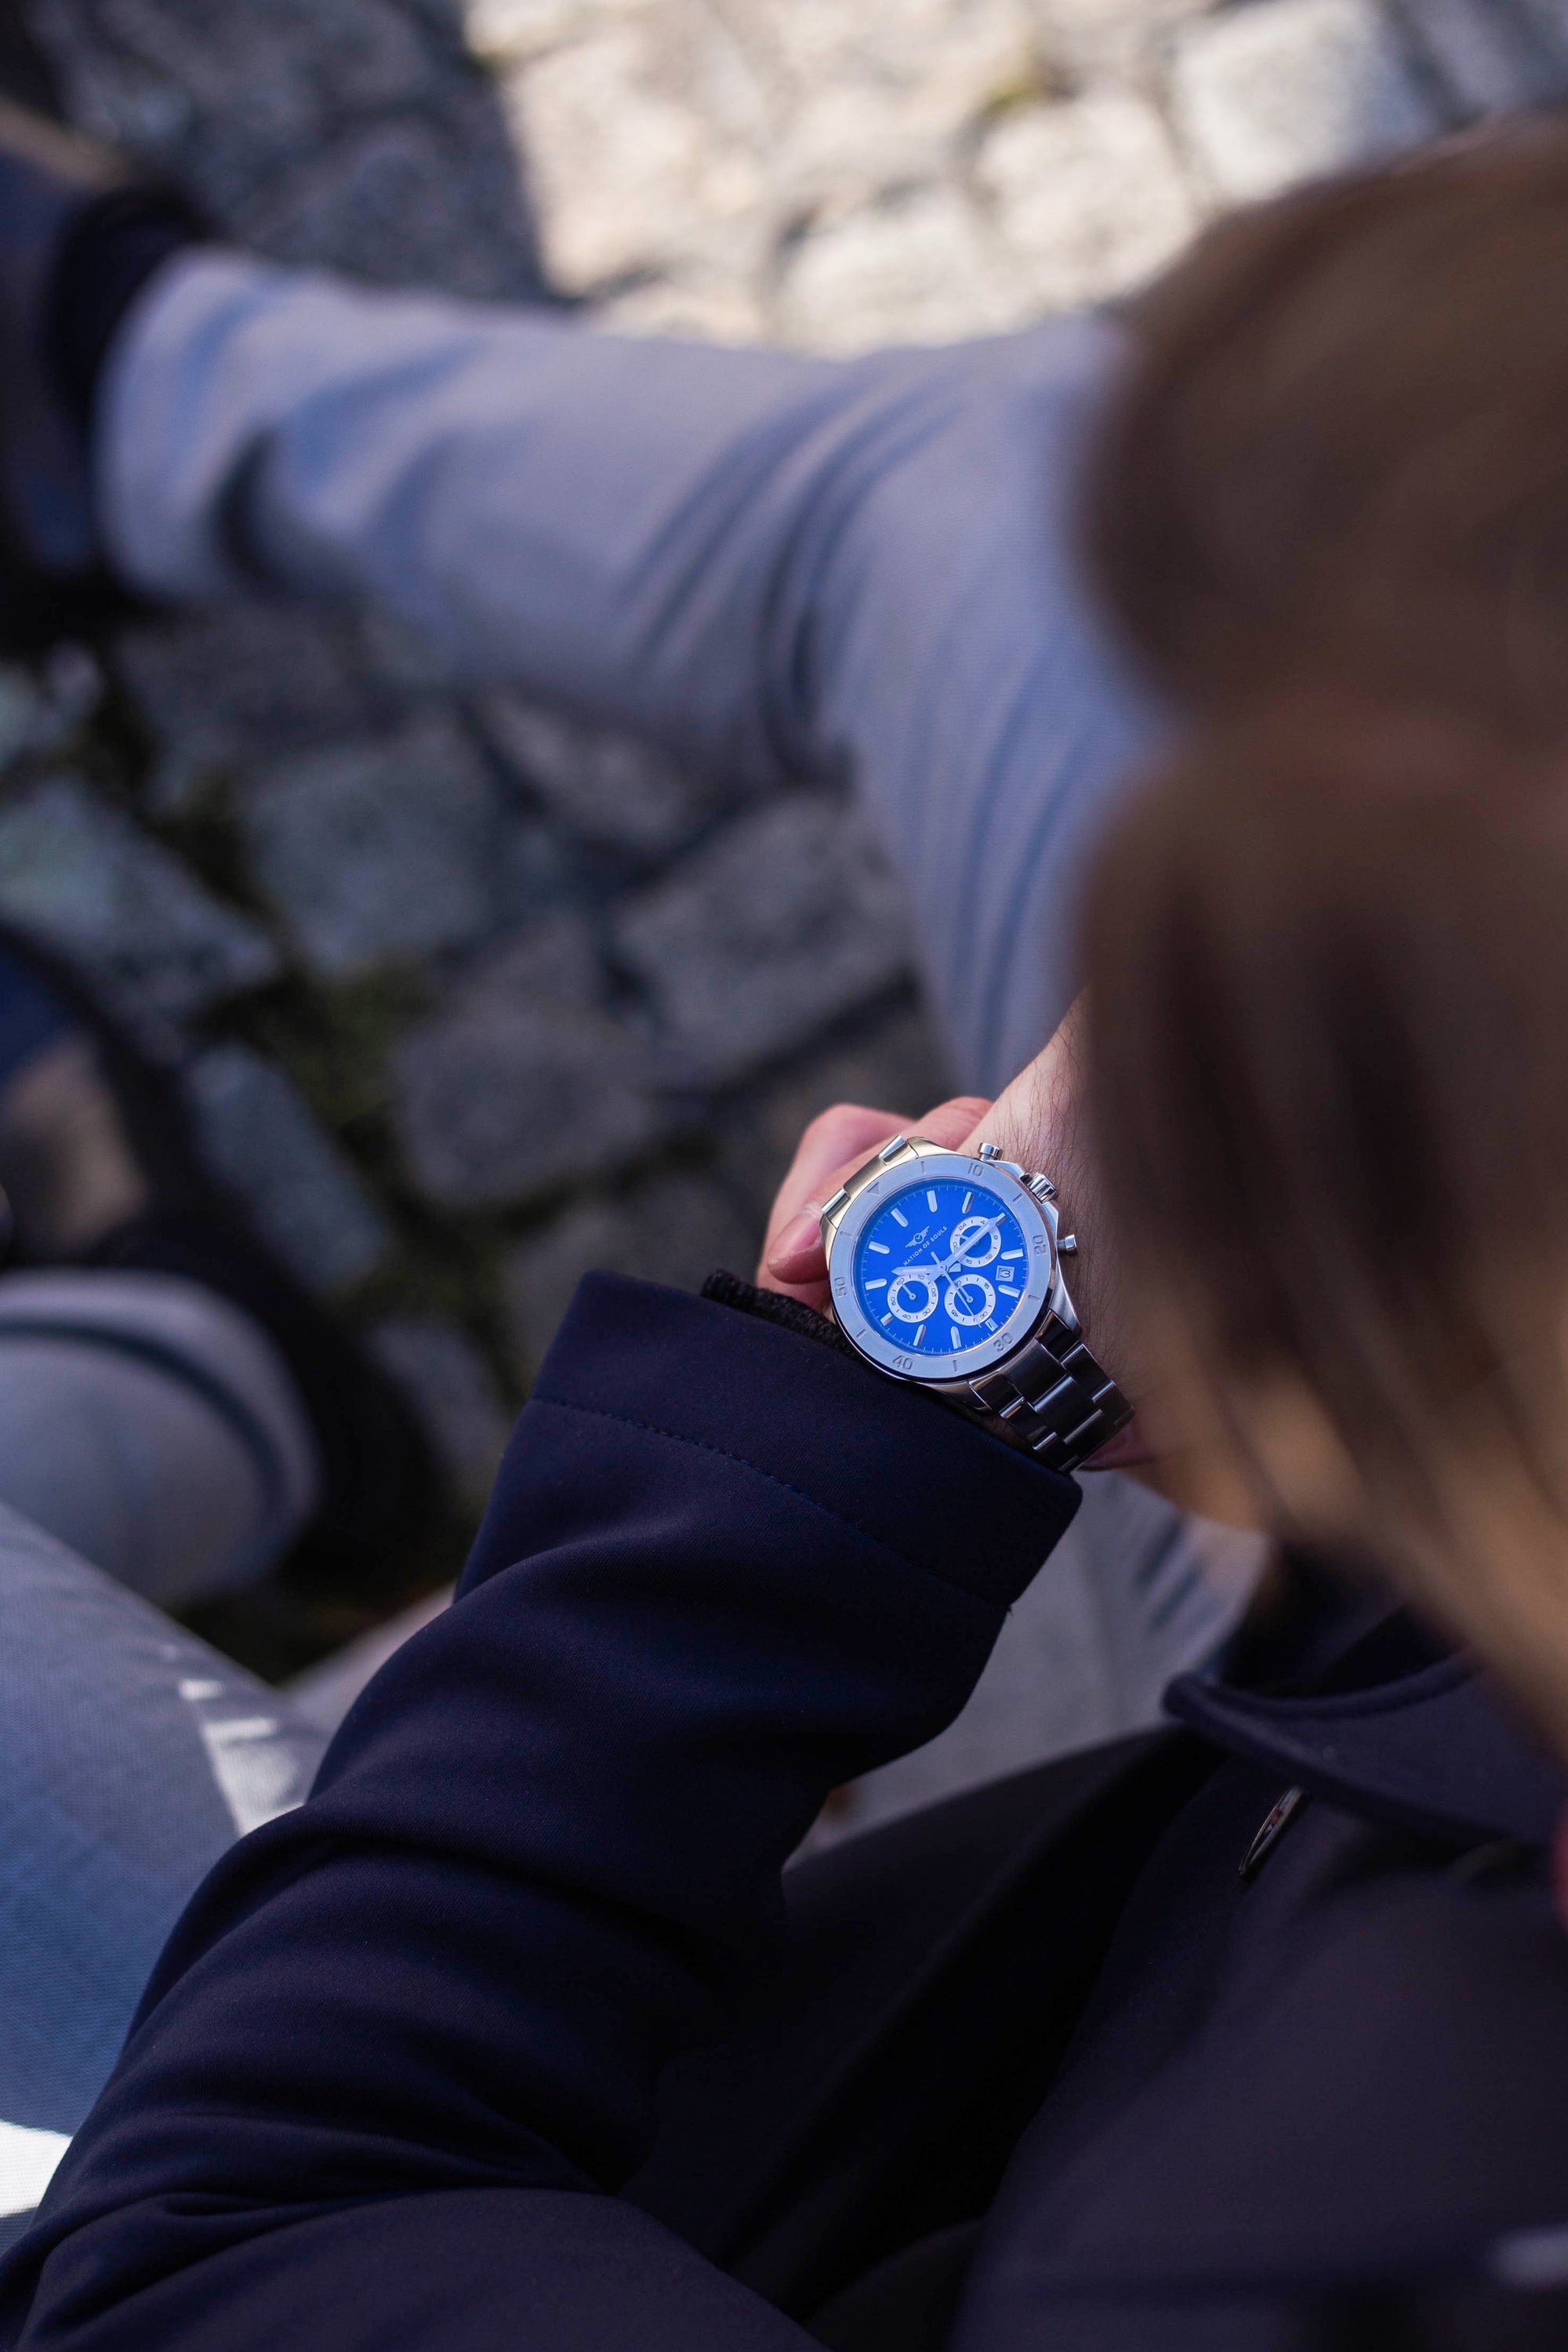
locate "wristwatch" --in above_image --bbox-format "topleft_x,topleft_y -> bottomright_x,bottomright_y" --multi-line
820,1134 -> 1132,1472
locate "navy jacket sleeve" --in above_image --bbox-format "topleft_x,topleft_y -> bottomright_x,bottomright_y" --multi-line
0,1276 -> 1080,2351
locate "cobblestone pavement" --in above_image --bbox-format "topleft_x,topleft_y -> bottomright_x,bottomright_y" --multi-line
5,0 -> 1567,1668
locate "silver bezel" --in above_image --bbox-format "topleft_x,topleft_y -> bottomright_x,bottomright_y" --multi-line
827,1151 -> 1055,1382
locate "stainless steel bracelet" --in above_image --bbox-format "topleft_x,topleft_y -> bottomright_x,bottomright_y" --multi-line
956,1317 -> 1132,1472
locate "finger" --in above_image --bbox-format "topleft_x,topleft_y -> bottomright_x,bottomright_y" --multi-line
760,1103 -> 906,1277
763,1095 -> 995,1293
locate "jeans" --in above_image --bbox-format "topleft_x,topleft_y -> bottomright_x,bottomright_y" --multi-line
0,255 -> 1261,2228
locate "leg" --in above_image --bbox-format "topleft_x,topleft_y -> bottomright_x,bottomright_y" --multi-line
0,1267 -> 318,1606
0,1496 -> 326,2250
102,256 -> 1157,1091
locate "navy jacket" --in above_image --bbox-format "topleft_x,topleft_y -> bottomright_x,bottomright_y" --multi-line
5,1275 -> 1568,2350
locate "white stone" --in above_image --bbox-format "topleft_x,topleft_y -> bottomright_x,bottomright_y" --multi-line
1167,0 -> 1437,207
1035,0 -> 1217,84
594,267 -> 771,345
775,181 -> 1032,352
976,85 -> 1200,314
751,0 -> 1044,209
504,16 -> 768,292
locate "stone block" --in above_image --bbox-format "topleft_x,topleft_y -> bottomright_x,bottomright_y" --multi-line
241,712 -> 522,978
718,1000 -> 956,1222
0,777 -> 278,1027
478,693 -> 726,857
32,0 -> 546,296
976,85 -> 1200,314
114,608 -> 384,777
1034,0 -> 1216,84
367,1316 -> 512,1504
241,110 -> 541,297
184,1041 -> 393,1290
750,0 -> 1043,205
1396,0 -> 1568,115
1167,0 -> 1438,206
0,667 -> 46,774
504,1167 -> 757,1367
612,796 -> 913,1083
506,15 -> 768,294
390,929 -> 666,1207
775,181 -> 1033,352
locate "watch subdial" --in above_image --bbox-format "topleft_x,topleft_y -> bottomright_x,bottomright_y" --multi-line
887,1269 -> 940,1324
945,1274 -> 996,1327
949,1215 -> 1002,1268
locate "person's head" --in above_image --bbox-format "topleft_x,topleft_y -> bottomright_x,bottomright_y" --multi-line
1082,699 -> 1568,1748
1083,107 -> 1568,747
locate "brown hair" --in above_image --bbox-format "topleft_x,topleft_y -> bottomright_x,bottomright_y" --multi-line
1082,702 -> 1568,1719
1082,111 -> 1568,745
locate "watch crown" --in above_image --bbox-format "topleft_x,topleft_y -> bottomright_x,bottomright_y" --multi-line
1058,1232 -> 1078,1255
977,1142 -> 1000,1161
1027,1173 -> 1056,1200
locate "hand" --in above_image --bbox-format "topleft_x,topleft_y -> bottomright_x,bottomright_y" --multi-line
759,1095 -> 993,1312
759,998 -> 1151,1472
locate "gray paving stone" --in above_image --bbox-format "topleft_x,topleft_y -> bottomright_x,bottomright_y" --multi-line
31,0 -> 547,295
478,693 -> 725,857
240,711 -> 524,978
367,1315 -> 513,1503
717,1000 -> 956,1223
115,608 -> 387,779
241,110 -> 535,296
503,1167 -> 757,1367
463,910 -> 606,1008
184,1040 -> 393,1289
390,930 -> 667,1207
1167,0 -> 1438,205
612,795 -> 913,1083
1394,0 -> 1568,114
0,670 -> 42,774
0,776 -> 279,1026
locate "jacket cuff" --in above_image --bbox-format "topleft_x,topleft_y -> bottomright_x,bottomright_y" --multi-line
471,1272 -> 1080,1614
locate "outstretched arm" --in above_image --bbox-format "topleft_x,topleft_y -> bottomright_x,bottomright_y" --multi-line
0,1275 -> 1077,2350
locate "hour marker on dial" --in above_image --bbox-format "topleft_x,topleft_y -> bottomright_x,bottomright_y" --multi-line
866,1279 -> 887,1290
891,1209 -> 909,1228
868,1243 -> 890,1255
927,1190 -> 938,1210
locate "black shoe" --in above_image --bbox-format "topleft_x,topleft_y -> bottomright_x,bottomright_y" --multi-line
0,916 -> 444,1590
0,94 -> 201,647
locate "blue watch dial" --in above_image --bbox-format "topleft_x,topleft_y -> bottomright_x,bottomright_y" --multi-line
851,1177 -> 1036,1360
